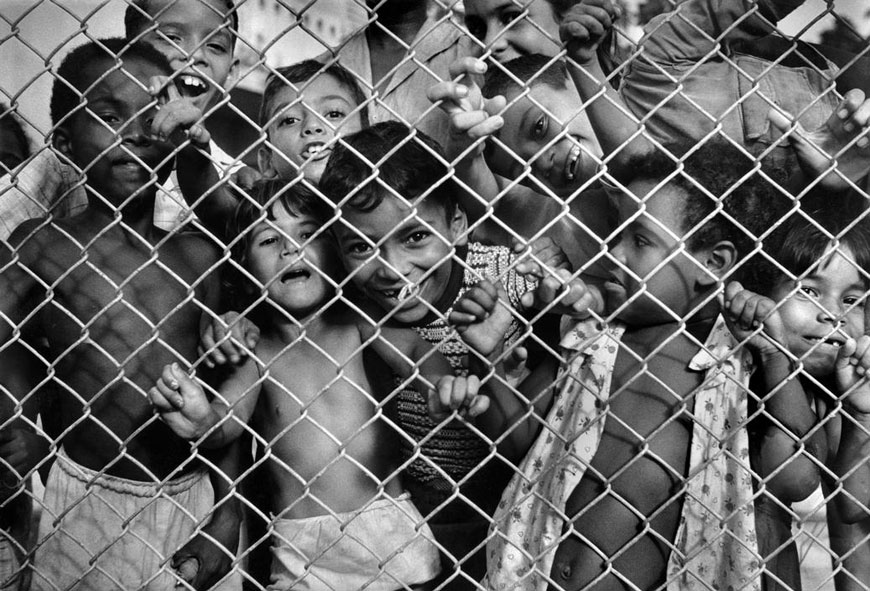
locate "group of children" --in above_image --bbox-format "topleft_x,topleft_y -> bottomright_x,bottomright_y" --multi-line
1,0 -> 870,590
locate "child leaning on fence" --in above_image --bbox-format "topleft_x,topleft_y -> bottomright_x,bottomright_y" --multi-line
318,121 -> 600,588
0,38 -> 243,591
149,179 -> 497,590
725,195 -> 870,591
448,142 -> 789,590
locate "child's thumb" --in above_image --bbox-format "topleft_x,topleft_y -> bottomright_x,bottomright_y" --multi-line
768,108 -> 806,146
837,337 -> 858,368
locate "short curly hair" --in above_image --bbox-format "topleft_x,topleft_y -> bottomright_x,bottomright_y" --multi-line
319,121 -> 461,221
619,142 -> 791,267
50,38 -> 172,128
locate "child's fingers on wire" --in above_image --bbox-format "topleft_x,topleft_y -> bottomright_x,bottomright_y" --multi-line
149,386 -> 178,413
448,56 -> 487,81
427,81 -> 467,112
466,395 -> 491,418
148,75 -> 172,103
838,89 -> 866,122
451,111 -> 501,138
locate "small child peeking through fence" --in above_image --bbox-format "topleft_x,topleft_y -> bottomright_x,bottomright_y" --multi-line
148,179 -> 494,590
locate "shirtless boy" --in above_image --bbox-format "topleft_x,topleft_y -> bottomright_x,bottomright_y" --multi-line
0,39 -> 239,591
454,142 -> 789,590
149,181 -> 472,590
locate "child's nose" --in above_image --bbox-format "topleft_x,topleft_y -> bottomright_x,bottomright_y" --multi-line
121,117 -> 152,146
302,117 -> 325,136
484,24 -> 510,58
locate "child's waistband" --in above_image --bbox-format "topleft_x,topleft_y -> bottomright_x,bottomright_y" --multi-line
55,447 -> 206,498
272,492 -> 417,527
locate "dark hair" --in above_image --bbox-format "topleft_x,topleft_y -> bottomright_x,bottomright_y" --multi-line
259,60 -> 369,127
124,0 -> 239,39
620,142 -> 790,272
50,38 -> 173,128
0,104 -> 31,166
229,179 -> 334,268
225,179 -> 335,313
482,54 -> 569,101
755,190 -> 870,294
319,121 -> 460,219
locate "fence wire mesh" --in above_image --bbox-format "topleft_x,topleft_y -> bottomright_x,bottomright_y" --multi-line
1,0 -> 870,590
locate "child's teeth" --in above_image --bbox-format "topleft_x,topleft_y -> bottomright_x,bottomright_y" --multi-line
398,284 -> 419,301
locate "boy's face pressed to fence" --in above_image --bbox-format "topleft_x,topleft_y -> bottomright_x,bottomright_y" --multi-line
261,73 -> 364,183
335,196 -> 468,324
246,203 -> 335,318
488,81 -> 601,198
137,0 -> 238,113
606,180 -> 717,325
54,58 -> 173,209
769,247 -> 866,378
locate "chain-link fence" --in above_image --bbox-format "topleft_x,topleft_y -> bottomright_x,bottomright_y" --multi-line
2,0 -> 870,590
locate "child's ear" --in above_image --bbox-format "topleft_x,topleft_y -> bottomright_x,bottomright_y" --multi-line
257,147 -> 278,179
52,127 -> 73,162
449,206 -> 469,247
697,240 -> 737,287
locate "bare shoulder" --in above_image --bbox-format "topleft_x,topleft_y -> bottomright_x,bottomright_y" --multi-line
4,218 -> 80,270
162,231 -> 221,273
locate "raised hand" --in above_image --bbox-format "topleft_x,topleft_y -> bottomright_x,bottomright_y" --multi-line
427,57 -> 507,161
560,0 -> 620,65
149,363 -> 220,441
149,75 -> 211,148
837,335 -> 870,414
427,374 -> 489,421
723,281 -> 786,356
199,311 -> 260,368
449,280 -> 515,359
769,88 -> 870,191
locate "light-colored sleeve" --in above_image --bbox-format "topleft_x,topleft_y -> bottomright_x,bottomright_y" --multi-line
0,149 -> 86,241
638,0 -> 808,65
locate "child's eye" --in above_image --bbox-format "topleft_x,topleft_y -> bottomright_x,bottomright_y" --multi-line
299,231 -> 315,241
325,110 -> 346,120
499,9 -> 523,27
345,242 -> 373,256
633,234 -> 650,248
258,236 -> 279,247
532,115 -> 548,139
207,41 -> 229,54
799,286 -> 820,299
465,16 -> 486,41
405,231 -> 431,245
844,295 -> 865,307
278,116 -> 300,128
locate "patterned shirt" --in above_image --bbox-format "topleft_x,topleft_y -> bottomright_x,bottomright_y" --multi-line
487,316 -> 760,591
399,242 -> 537,489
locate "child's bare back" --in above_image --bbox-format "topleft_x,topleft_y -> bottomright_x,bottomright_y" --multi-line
1,212 -> 219,480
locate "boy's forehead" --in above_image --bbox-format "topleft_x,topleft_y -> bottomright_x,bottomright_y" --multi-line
145,0 -> 231,20
79,57 -> 163,97
620,180 -> 687,227
267,74 -> 352,116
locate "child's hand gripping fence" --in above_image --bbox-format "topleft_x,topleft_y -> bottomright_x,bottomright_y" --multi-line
1,0 -> 870,590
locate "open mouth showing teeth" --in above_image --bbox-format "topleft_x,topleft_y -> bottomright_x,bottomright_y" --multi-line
806,336 -> 843,347
176,75 -> 208,98
565,143 -> 582,182
302,144 -> 329,160
281,269 -> 310,282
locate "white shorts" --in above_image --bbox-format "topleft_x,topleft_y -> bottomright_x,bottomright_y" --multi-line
268,493 -> 441,591
32,449 -> 241,591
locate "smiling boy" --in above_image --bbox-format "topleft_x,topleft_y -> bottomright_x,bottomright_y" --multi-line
0,39 -> 240,591
320,121 -> 544,586
257,60 -> 368,184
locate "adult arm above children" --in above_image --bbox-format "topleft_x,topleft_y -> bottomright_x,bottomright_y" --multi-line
769,89 -> 870,193
561,0 -> 652,165
427,57 -> 506,222
831,336 -> 870,523
724,282 -> 826,499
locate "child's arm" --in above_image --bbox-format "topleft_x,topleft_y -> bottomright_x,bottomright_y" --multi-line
198,310 -> 261,369
172,438 -> 242,590
724,281 -> 826,499
832,336 -> 870,523
427,57 -> 506,223
769,89 -> 870,192
149,361 -> 261,449
148,77 -> 241,238
561,0 -> 651,164
445,280 -> 557,460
